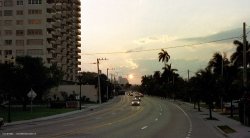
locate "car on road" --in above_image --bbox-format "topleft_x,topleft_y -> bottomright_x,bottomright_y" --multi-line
131,99 -> 140,106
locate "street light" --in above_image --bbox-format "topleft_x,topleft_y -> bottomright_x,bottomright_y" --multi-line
6,56 -> 14,123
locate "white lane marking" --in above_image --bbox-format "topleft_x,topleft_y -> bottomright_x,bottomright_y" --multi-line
155,118 -> 158,121
173,103 -> 193,138
141,126 -> 148,130
95,117 -> 102,120
63,124 -> 74,127
159,113 -> 162,115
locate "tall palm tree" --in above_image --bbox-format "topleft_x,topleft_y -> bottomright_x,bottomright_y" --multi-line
161,64 -> 178,84
208,52 -> 229,77
230,40 -> 250,67
196,68 -> 217,119
158,49 -> 170,68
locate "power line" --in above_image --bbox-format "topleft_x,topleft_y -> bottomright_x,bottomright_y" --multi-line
82,36 -> 241,55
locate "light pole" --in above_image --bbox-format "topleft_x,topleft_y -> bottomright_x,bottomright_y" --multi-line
97,58 -> 107,104
77,72 -> 84,110
7,56 -> 14,122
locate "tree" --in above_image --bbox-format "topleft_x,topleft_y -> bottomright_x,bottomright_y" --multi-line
158,49 -> 170,68
0,56 -> 63,110
196,69 -> 217,119
230,40 -> 250,67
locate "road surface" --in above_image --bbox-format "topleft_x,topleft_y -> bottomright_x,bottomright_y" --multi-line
0,95 -> 223,138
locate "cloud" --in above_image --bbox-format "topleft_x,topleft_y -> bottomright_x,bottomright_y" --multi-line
179,28 -> 242,43
133,35 -> 178,45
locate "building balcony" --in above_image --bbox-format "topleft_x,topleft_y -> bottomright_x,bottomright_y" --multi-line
76,43 -> 81,47
46,43 -> 53,49
46,13 -> 53,19
62,3 -> 67,10
76,48 -> 81,53
62,11 -> 67,17
77,55 -> 81,59
76,36 -> 81,41
54,13 -> 61,19
46,22 -> 53,29
52,22 -> 61,28
54,4 -> 62,10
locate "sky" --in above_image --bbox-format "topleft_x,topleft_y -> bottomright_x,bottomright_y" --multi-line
80,0 -> 250,84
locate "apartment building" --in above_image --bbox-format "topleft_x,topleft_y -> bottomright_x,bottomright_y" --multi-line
0,0 -> 81,82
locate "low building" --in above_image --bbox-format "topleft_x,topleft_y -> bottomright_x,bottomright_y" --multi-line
48,85 -> 98,102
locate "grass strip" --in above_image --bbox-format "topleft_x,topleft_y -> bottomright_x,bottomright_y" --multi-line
0,107 -> 76,122
217,125 -> 236,134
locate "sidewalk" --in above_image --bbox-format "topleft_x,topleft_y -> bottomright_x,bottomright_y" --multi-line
177,100 -> 250,138
3,97 -> 118,127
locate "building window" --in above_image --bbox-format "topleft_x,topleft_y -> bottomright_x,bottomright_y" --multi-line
4,0 -> 13,7
4,40 -> 12,45
28,19 -> 42,24
16,20 -> 23,25
16,40 -> 24,46
4,20 -> 12,26
27,39 -> 43,45
0,11 -> 2,16
0,1 -> 2,7
27,49 -> 43,55
4,50 -> 12,56
16,10 -> 23,15
28,9 -> 42,15
16,30 -> 24,36
0,20 -> 2,26
28,0 -> 42,4
27,29 -> 43,35
4,30 -> 12,35
4,10 -> 13,16
17,0 -> 23,5
0,50 -> 2,55
16,50 -> 24,56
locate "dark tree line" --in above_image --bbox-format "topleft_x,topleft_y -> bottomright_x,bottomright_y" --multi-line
141,40 -> 250,122
0,56 -> 63,110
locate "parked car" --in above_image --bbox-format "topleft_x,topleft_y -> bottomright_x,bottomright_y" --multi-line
131,99 -> 140,106
224,100 -> 240,108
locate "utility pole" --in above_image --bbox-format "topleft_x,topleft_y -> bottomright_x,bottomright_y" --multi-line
187,70 -> 190,81
243,22 -> 247,125
97,58 -> 107,104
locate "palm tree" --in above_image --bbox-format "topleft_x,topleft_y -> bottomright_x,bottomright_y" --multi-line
208,52 -> 229,77
196,68 -> 217,119
158,49 -> 170,68
161,64 -> 178,83
230,40 -> 250,67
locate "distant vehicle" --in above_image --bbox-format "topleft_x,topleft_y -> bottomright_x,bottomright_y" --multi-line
134,96 -> 141,101
224,100 -> 239,108
131,99 -> 140,106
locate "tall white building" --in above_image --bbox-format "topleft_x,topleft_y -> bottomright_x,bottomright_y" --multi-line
0,0 -> 81,82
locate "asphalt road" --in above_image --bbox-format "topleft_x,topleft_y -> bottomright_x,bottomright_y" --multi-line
0,95 -> 223,138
